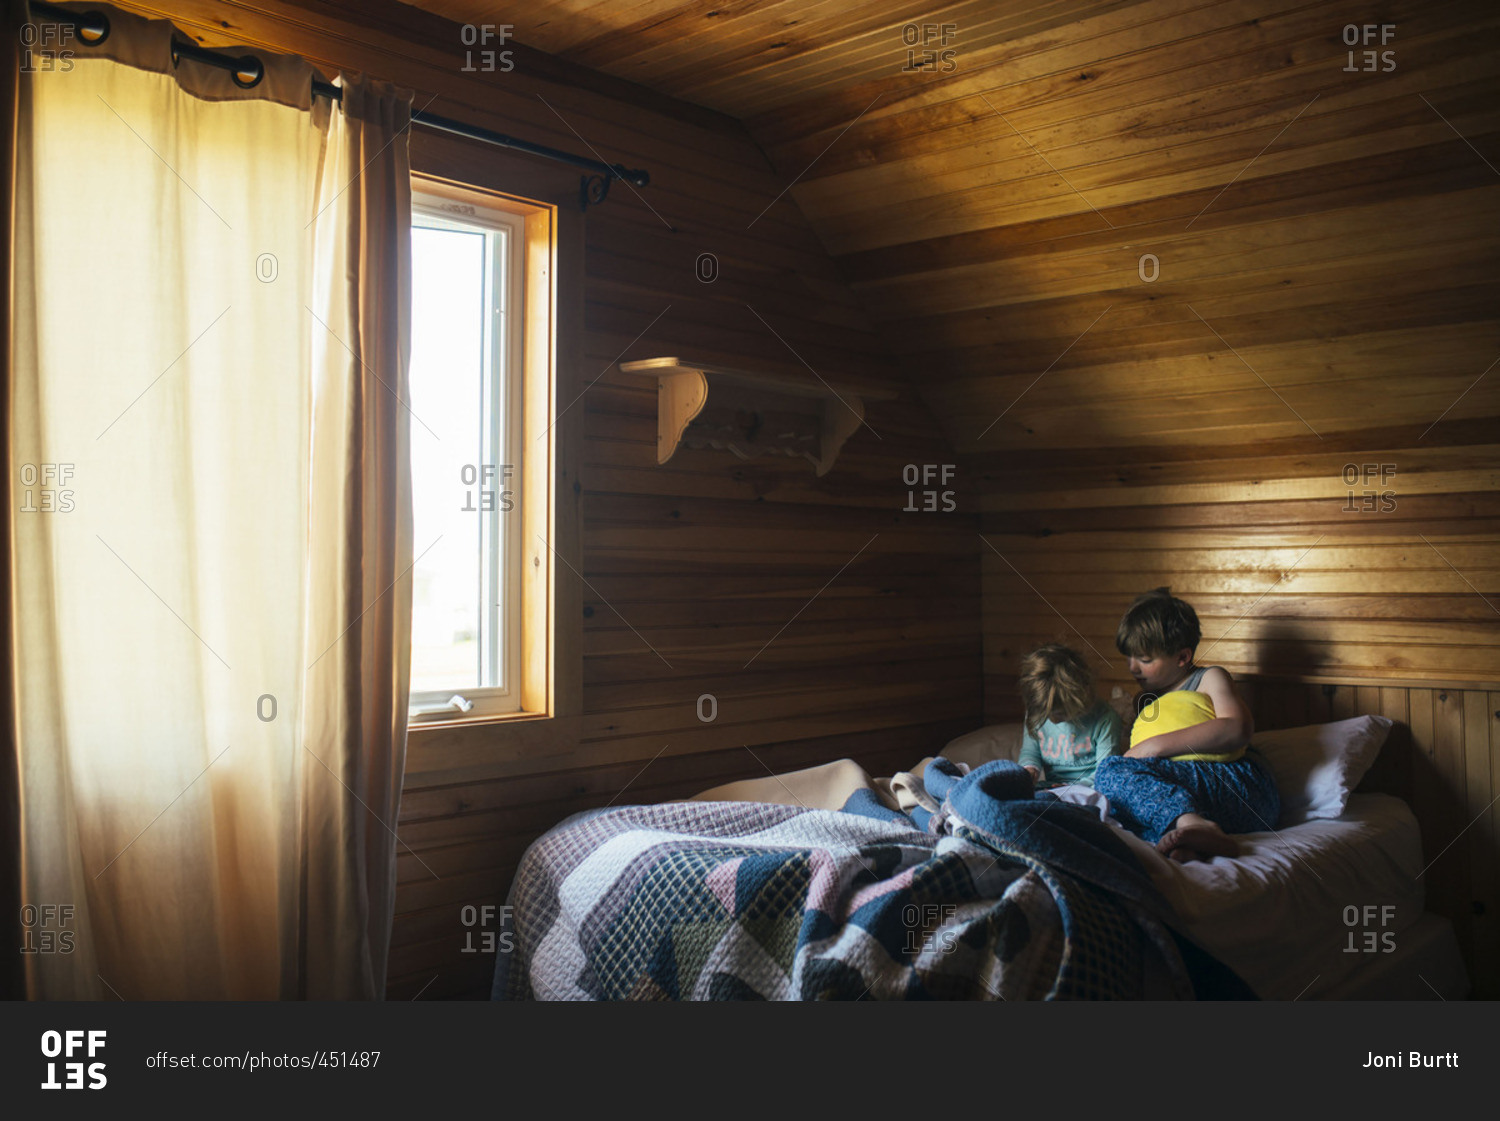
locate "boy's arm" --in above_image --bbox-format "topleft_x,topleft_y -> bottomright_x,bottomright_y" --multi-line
1126,667 -> 1254,759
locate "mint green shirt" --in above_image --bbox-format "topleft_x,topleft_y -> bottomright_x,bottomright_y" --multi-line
1018,701 -> 1124,788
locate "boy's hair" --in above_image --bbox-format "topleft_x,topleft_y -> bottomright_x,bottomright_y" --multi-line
1018,644 -> 1095,734
1115,586 -> 1201,658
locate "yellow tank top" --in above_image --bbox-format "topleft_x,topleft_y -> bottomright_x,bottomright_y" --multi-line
1130,690 -> 1245,763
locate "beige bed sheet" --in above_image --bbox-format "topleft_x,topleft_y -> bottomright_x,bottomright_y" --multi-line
690,758 -> 896,812
687,723 -> 1025,811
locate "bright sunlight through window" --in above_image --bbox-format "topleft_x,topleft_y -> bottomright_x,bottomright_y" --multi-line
407,189 -> 527,719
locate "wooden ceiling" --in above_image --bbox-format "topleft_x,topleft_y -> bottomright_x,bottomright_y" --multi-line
398,0 -> 1500,466
748,0 -> 1500,466
393,0 -> 1141,118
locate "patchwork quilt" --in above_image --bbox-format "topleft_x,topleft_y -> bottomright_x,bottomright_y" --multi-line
492,760 -> 1251,1000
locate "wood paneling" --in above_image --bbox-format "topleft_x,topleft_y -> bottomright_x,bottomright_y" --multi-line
979,466 -> 1498,701
739,0 -> 1498,459
395,0 -> 1141,118
121,0 -> 982,999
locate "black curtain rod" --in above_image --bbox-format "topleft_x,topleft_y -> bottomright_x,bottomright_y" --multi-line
31,2 -> 651,207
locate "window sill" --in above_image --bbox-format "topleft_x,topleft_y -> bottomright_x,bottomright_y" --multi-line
406,709 -> 553,734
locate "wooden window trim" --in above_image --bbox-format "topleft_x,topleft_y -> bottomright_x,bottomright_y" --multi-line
405,156 -> 584,735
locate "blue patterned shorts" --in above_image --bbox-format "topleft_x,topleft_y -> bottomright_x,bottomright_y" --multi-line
1093,750 -> 1280,845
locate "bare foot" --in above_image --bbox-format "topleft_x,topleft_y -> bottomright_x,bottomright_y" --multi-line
1157,815 -> 1239,862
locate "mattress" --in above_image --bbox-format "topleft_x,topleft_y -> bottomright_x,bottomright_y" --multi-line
1109,792 -> 1428,999
1318,911 -> 1468,999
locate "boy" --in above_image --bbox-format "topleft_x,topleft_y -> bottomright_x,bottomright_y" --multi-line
1093,587 -> 1280,863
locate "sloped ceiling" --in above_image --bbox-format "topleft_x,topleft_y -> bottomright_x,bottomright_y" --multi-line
399,0 -> 1500,471
391,1 -> 1138,118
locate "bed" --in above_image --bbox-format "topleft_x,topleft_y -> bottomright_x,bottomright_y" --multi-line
1107,792 -> 1461,999
492,716 -> 1469,1001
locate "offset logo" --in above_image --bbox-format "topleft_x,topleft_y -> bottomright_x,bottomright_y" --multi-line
1343,904 -> 1399,953
460,904 -> 515,954
903,903 -> 960,954
460,23 -> 514,73
19,21 -> 77,72
461,464 -> 515,512
19,904 -> 76,953
903,464 -> 956,512
1343,24 -> 1396,72
1342,463 -> 1396,513
17,463 -> 75,513
901,23 -> 957,72
40,1030 -> 107,1090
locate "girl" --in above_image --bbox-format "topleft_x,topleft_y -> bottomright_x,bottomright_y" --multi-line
1017,644 -> 1124,789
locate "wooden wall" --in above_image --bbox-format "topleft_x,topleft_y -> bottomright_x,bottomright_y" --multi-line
979,464 -> 1499,707
117,0 -> 981,998
747,0 -> 1499,462
736,0 -> 1499,997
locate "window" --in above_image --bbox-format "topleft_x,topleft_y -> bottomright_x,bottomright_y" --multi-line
407,180 -> 556,722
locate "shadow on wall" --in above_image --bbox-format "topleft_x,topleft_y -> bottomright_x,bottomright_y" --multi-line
1242,627 -> 1462,843
1248,625 -> 1322,682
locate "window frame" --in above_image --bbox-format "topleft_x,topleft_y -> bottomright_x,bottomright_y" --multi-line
405,174 -> 565,727
407,192 -> 525,718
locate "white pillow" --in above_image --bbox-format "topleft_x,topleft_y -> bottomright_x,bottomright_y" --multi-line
1252,715 -> 1393,826
941,722 -> 1023,769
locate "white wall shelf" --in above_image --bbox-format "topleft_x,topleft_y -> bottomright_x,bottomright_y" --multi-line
619,357 -> 896,477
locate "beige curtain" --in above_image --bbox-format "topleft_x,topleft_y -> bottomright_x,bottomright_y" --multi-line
8,3 -> 412,999
2,0 -> 25,1000
299,77 -> 413,1000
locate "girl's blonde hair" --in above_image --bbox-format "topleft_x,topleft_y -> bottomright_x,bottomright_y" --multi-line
1018,644 -> 1095,735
